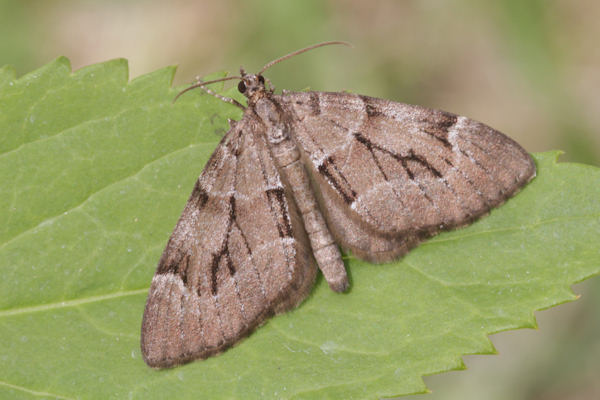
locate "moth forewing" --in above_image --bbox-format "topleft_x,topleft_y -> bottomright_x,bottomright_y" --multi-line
279,91 -> 535,260
141,117 -> 317,368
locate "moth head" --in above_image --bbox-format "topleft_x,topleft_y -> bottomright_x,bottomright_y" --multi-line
237,73 -> 266,98
173,42 -> 350,106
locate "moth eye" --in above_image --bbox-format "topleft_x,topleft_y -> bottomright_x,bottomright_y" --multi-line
238,81 -> 246,93
258,75 -> 265,84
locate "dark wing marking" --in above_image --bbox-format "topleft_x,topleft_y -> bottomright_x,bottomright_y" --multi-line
279,91 -> 535,261
141,113 -> 316,368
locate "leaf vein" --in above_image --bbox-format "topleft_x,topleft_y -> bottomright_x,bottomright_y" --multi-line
0,140 -> 218,250
0,288 -> 147,317
0,379 -> 75,400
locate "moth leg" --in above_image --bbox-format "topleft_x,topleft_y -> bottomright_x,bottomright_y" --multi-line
272,142 -> 349,292
193,76 -> 245,110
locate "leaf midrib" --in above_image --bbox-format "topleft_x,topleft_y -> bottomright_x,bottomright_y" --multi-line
0,288 -> 147,318
1,211 -> 593,317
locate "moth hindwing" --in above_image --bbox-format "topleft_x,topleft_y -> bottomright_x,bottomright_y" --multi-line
141,44 -> 535,368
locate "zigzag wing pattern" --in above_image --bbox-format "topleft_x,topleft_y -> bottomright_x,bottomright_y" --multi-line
280,91 -> 535,261
141,115 -> 316,368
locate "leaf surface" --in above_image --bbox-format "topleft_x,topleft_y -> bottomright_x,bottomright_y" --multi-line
1,58 -> 598,399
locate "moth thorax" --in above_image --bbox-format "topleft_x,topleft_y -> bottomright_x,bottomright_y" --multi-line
254,98 -> 289,143
254,98 -> 282,124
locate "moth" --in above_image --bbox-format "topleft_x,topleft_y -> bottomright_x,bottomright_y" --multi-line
141,42 -> 536,368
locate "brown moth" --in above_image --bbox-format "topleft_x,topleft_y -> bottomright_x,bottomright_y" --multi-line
141,42 -> 536,368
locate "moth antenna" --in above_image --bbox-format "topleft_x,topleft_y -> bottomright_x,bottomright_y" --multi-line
258,41 -> 352,75
173,76 -> 242,103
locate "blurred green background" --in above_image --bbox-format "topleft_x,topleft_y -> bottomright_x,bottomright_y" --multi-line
2,0 -> 598,398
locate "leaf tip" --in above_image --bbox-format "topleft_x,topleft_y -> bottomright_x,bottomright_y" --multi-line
54,56 -> 73,71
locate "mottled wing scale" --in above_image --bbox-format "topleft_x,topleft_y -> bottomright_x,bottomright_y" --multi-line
141,116 -> 316,368
278,91 -> 536,262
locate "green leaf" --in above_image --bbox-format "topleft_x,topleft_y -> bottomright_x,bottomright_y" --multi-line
1,58 -> 599,400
